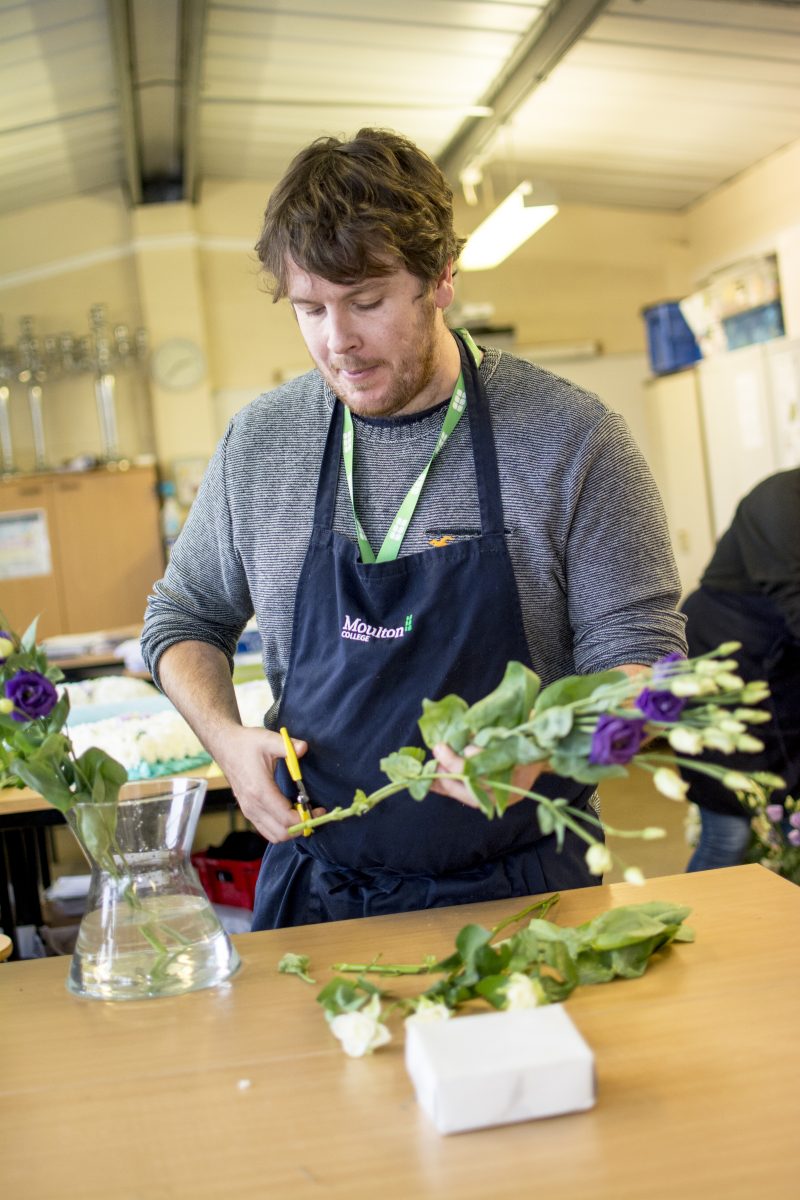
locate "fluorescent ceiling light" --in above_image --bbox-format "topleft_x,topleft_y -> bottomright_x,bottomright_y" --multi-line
460,182 -> 558,271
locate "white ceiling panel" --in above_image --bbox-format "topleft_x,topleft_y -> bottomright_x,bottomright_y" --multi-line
1,0 -> 800,217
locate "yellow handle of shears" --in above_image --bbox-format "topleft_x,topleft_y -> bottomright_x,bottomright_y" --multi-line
279,726 -> 302,782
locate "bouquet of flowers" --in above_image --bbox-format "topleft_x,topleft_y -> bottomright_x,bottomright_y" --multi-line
287,643 -> 785,883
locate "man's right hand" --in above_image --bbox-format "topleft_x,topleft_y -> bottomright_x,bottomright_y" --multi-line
211,725 -> 325,843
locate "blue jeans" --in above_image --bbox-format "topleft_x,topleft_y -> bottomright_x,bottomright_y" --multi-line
687,808 -> 752,872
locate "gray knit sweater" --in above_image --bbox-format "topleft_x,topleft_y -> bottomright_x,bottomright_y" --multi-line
141,347 -> 686,710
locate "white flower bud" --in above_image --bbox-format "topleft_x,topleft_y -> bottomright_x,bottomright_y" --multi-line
733,707 -> 771,725
585,842 -> 613,876
735,734 -> 765,754
641,827 -> 667,839
716,672 -> 744,691
701,728 -> 736,753
0,697 -> 14,715
653,768 -> 690,801
722,772 -> 760,795
668,726 -> 704,755
669,677 -> 704,697
741,683 -> 770,704
623,867 -> 646,886
328,994 -> 391,1058
504,973 -> 546,1010
719,718 -> 746,734
0,636 -> 14,659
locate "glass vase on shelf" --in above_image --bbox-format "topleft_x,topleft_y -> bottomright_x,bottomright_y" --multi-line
67,777 -> 241,1001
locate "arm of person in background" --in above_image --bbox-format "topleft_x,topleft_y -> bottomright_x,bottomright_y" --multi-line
140,426 -> 323,843
732,469 -> 800,641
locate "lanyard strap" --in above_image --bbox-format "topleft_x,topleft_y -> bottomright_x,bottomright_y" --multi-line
342,329 -> 482,564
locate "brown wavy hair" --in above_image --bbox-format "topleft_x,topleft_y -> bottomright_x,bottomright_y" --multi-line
255,128 -> 464,299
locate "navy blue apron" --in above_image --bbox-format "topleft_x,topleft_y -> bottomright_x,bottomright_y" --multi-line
252,334 -> 595,929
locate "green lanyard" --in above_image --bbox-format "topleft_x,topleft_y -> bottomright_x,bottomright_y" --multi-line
342,329 -> 482,564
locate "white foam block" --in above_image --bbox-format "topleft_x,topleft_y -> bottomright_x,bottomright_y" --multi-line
405,1004 -> 596,1135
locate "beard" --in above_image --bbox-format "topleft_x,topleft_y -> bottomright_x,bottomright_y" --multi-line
324,293 -> 441,419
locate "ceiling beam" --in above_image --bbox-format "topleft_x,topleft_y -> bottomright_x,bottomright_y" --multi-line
106,0 -> 143,206
180,0 -> 208,203
437,0 -> 610,185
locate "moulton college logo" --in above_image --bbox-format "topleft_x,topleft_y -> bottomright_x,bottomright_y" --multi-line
341,612 -> 414,643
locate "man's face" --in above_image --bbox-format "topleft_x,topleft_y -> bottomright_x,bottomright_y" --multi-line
287,261 -> 455,418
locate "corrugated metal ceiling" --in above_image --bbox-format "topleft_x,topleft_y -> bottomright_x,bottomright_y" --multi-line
1,0 -> 800,218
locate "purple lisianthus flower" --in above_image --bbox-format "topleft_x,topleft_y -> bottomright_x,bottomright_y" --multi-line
635,687 -> 687,723
789,829 -> 800,847
766,804 -> 785,823
789,812 -> 800,830
589,714 -> 648,766
4,670 -> 58,722
652,652 -> 687,681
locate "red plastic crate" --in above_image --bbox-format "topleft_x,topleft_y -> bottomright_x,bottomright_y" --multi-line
191,852 -> 261,910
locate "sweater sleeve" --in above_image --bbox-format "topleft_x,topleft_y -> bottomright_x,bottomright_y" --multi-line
561,410 -> 687,672
732,470 -> 800,639
140,424 -> 255,688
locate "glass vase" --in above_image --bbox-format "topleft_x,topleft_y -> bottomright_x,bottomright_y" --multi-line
66,777 -> 241,1001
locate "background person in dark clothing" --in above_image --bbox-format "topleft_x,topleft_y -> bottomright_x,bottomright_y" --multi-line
681,467 -> 800,870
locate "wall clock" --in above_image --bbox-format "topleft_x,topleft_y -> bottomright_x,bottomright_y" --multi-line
151,338 -> 207,391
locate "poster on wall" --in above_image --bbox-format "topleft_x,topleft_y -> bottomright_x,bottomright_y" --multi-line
0,509 -> 52,579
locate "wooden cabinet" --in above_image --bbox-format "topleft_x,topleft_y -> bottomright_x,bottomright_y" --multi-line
0,466 -> 164,638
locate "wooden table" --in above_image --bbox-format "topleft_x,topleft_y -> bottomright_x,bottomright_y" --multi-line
0,865 -> 797,1199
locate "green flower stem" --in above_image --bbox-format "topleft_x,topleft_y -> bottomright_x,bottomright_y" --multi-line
488,893 -> 560,939
286,773 -> 466,836
332,958 -> 435,976
333,895 -> 561,976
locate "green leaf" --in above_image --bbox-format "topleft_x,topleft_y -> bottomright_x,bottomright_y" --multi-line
74,747 -> 128,807
454,923 -> 493,971
417,694 -> 471,753
528,705 -> 574,747
19,616 -> 40,652
316,976 -> 376,1015
8,755 -> 74,812
465,775 -> 495,818
74,802 -> 119,865
586,908 -> 672,951
463,662 -> 541,735
44,692 -> 70,734
534,669 -> 626,713
473,974 -> 511,1009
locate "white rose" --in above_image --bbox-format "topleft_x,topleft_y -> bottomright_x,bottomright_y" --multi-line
585,842 -> 613,876
504,973 -> 546,1010
653,767 -> 689,801
406,997 -> 453,1024
328,994 -> 391,1058
668,726 -> 704,755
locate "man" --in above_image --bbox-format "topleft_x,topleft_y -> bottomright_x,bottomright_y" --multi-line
141,128 -> 686,929
681,467 -> 800,870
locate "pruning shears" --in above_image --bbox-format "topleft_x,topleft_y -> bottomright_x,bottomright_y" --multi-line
279,726 -> 313,836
